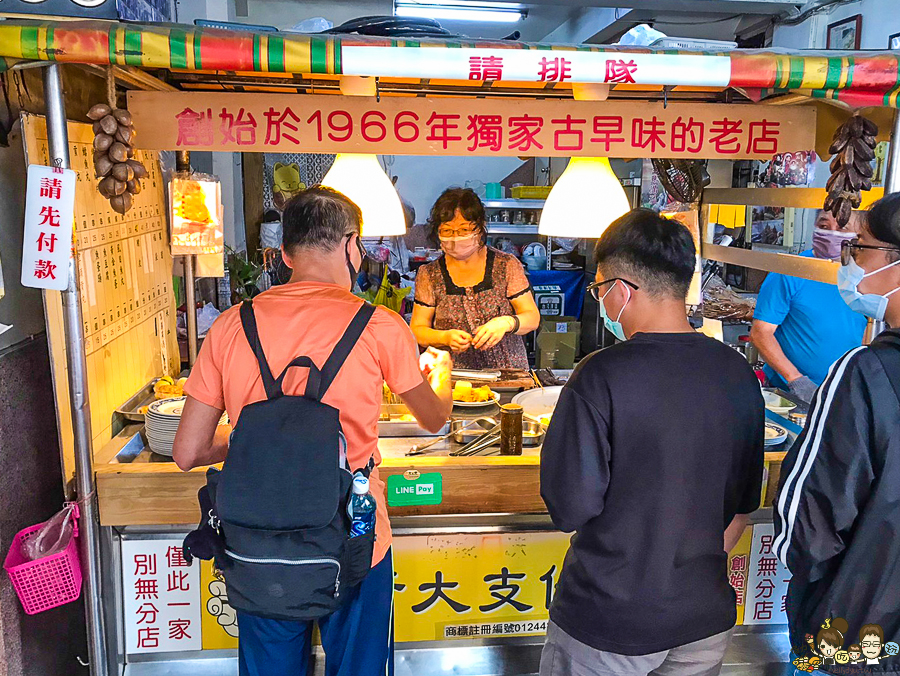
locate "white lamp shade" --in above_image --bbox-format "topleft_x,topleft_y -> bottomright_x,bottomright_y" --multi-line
321,154 -> 406,237
538,157 -> 631,238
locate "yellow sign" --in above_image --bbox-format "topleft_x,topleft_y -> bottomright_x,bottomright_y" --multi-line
727,526 -> 753,626
196,527 -> 758,648
393,532 -> 570,642
200,561 -> 239,650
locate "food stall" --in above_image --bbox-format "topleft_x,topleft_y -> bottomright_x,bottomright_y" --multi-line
1,19 -> 899,675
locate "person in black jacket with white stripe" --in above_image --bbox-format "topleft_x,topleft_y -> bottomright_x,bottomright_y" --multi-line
774,193 -> 900,671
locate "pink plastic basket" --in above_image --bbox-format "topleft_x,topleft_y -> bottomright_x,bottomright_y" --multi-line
3,505 -> 82,615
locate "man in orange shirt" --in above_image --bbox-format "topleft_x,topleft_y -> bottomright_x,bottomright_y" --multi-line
173,187 -> 452,676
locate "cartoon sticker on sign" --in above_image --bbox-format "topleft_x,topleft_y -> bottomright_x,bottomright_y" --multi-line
201,561 -> 239,649
792,617 -> 899,672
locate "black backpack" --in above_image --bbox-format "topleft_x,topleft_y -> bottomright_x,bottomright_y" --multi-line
183,299 -> 377,621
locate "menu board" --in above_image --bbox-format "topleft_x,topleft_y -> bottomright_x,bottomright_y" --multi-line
23,115 -> 180,478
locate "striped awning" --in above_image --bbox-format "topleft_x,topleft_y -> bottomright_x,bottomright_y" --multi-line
1,19 -> 899,108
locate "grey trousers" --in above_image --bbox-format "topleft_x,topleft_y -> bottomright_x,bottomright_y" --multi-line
540,621 -> 734,676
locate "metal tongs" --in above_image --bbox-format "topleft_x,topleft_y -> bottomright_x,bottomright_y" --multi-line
451,423 -> 501,456
406,419 -> 486,456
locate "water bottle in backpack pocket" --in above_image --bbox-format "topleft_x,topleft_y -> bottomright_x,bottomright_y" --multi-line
348,474 -> 376,537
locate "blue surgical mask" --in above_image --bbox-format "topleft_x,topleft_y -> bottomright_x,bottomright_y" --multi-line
599,282 -> 631,342
837,257 -> 900,321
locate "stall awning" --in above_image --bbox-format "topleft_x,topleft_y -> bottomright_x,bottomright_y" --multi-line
1,19 -> 899,108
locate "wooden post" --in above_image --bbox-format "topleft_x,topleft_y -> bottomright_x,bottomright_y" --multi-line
242,152 -> 266,258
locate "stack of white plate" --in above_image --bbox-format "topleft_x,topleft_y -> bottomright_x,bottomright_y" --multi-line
145,397 -> 227,457
765,422 -> 789,447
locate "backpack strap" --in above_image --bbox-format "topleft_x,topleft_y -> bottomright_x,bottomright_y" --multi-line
240,300 -> 323,400
317,303 -> 377,400
240,300 -> 279,400
356,455 -> 376,478
871,340 -> 900,406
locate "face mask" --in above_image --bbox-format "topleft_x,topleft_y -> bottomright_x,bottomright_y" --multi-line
599,281 -> 631,342
440,234 -> 481,261
838,257 -> 900,321
345,236 -> 366,291
813,228 -> 856,260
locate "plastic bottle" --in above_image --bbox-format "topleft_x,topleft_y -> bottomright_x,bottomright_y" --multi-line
347,475 -> 376,537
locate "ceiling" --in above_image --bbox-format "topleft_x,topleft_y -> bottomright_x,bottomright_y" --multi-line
233,0 -> 809,45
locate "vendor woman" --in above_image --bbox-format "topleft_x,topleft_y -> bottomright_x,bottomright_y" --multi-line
411,188 -> 540,370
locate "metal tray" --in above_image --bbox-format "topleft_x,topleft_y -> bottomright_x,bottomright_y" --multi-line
115,381 -> 158,423
115,371 -> 190,423
379,403 -> 449,437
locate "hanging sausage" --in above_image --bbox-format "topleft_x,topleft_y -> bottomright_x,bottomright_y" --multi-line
86,102 -> 149,215
825,114 -> 878,227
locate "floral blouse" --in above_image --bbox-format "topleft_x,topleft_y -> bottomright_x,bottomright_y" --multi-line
415,248 -> 531,370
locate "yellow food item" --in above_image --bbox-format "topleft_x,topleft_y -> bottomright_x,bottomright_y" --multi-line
175,181 -> 212,224
396,414 -> 416,422
153,375 -> 185,400
538,414 -> 553,427
453,382 -> 494,403
138,405 -> 149,415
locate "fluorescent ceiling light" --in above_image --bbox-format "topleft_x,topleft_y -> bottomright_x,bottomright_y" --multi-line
395,2 -> 524,22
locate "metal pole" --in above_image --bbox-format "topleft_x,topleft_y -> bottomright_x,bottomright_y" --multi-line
884,111 -> 900,194
42,63 -> 109,676
176,151 -> 199,365
865,111 -> 900,339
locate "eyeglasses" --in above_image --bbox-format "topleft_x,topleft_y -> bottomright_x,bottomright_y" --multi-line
840,239 -> 900,266
346,233 -> 367,261
438,225 -> 479,238
586,278 -> 640,302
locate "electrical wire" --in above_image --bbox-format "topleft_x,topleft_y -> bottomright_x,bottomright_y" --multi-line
644,14 -> 743,27
778,0 -> 861,26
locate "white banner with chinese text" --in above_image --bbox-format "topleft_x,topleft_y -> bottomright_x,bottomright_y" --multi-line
122,539 -> 202,654
21,164 -> 75,292
342,48 -> 731,87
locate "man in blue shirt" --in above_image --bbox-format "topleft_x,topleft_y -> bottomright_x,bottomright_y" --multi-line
750,210 -> 866,402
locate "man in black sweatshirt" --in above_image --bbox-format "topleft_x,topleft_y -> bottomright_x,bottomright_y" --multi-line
774,193 -> 900,672
540,209 -> 764,676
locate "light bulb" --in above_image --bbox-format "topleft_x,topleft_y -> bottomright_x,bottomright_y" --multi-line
538,157 -> 631,238
321,154 -> 406,236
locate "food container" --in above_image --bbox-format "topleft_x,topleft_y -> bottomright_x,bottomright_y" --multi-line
451,418 -> 496,444
500,404 -> 524,455
450,418 -> 544,447
510,186 -> 552,200
789,411 -> 808,428
763,389 -> 797,416
520,420 -> 545,447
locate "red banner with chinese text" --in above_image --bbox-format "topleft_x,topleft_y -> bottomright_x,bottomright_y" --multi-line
128,92 -> 816,160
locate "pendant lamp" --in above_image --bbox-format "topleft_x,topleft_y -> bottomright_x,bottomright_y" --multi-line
321,153 -> 406,237
538,157 -> 631,238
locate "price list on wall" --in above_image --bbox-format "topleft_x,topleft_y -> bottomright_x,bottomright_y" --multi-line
22,115 -> 180,472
